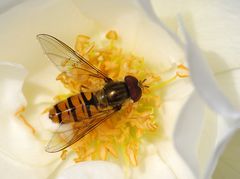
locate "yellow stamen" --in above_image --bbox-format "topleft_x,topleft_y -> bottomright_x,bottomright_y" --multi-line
48,30 -> 186,166
15,106 -> 36,134
177,64 -> 189,70
15,106 -> 25,116
60,150 -> 68,160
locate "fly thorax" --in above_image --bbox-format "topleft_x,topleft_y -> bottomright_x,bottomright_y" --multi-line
95,90 -> 108,109
103,81 -> 129,107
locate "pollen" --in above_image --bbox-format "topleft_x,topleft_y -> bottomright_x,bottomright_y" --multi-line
55,30 -> 186,166
15,106 -> 36,134
105,30 -> 118,40
60,150 -> 68,160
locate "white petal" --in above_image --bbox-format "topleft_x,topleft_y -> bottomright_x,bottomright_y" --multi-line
137,0 -> 183,47
58,161 -> 124,179
173,92 -> 204,177
213,130 -> 240,179
177,18 -> 240,179
156,140 -> 196,179
140,2 -> 240,179
0,0 -> 98,177
215,70 -> 240,111
0,62 -> 61,178
205,70 -> 240,178
0,62 -> 27,112
0,0 -> 26,14
179,20 -> 240,125
151,0 -> 240,73
73,0 -> 184,69
0,0 -> 94,159
140,0 -> 240,124
131,152 -> 176,179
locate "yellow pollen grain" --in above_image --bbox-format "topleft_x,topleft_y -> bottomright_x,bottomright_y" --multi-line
106,30 -> 118,40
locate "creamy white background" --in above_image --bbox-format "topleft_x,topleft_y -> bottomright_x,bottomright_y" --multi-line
1,0 -> 240,179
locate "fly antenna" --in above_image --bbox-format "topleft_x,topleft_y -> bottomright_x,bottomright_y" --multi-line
139,79 -> 149,88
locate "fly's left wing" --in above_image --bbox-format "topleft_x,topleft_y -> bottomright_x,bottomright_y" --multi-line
37,34 -> 112,82
45,107 -> 119,153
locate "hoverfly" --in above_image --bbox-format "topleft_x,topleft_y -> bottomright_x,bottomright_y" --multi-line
37,34 -> 145,153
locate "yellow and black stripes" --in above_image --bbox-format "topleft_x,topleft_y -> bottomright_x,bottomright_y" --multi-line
67,97 -> 78,122
80,92 -> 98,117
49,92 -> 99,123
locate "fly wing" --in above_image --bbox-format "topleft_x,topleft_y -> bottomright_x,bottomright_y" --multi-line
45,107 -> 119,153
37,34 -> 111,82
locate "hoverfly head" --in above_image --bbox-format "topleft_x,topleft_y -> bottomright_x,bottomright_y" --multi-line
124,75 -> 142,102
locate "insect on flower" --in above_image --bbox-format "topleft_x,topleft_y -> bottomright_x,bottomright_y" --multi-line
37,34 -> 149,153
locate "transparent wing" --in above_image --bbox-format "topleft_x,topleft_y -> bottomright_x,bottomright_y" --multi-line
37,34 -> 111,82
45,107 -> 119,153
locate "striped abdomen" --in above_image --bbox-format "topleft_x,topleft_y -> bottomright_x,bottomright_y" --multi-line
49,92 -> 99,123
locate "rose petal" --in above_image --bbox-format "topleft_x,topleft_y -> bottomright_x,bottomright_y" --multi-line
58,161 -> 124,179
177,17 -> 240,179
0,0 -> 26,14
179,20 -> 240,125
209,71 -> 240,178
151,0 -> 240,73
139,0 -> 240,125
73,0 -> 184,69
0,62 -> 27,112
137,0 -> 183,47
131,153 -> 176,179
155,140 -> 196,179
213,129 -> 240,179
0,62 -> 62,178
139,1 -> 240,178
173,92 -> 204,177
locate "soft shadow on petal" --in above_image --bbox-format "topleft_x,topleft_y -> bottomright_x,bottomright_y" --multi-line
173,92 -> 204,178
58,161 -> 124,179
0,0 -> 26,14
216,70 -> 240,116
213,130 -> 240,179
138,0 -> 183,47
179,20 -> 240,125
212,71 -> 240,178
151,0 -> 240,73
179,21 -> 240,178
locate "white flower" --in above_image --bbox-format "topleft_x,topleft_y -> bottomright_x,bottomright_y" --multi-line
0,0 -> 240,179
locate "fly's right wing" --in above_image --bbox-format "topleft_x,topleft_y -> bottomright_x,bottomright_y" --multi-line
37,34 -> 112,82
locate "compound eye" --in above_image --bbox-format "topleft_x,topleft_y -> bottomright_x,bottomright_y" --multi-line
124,76 -> 142,102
